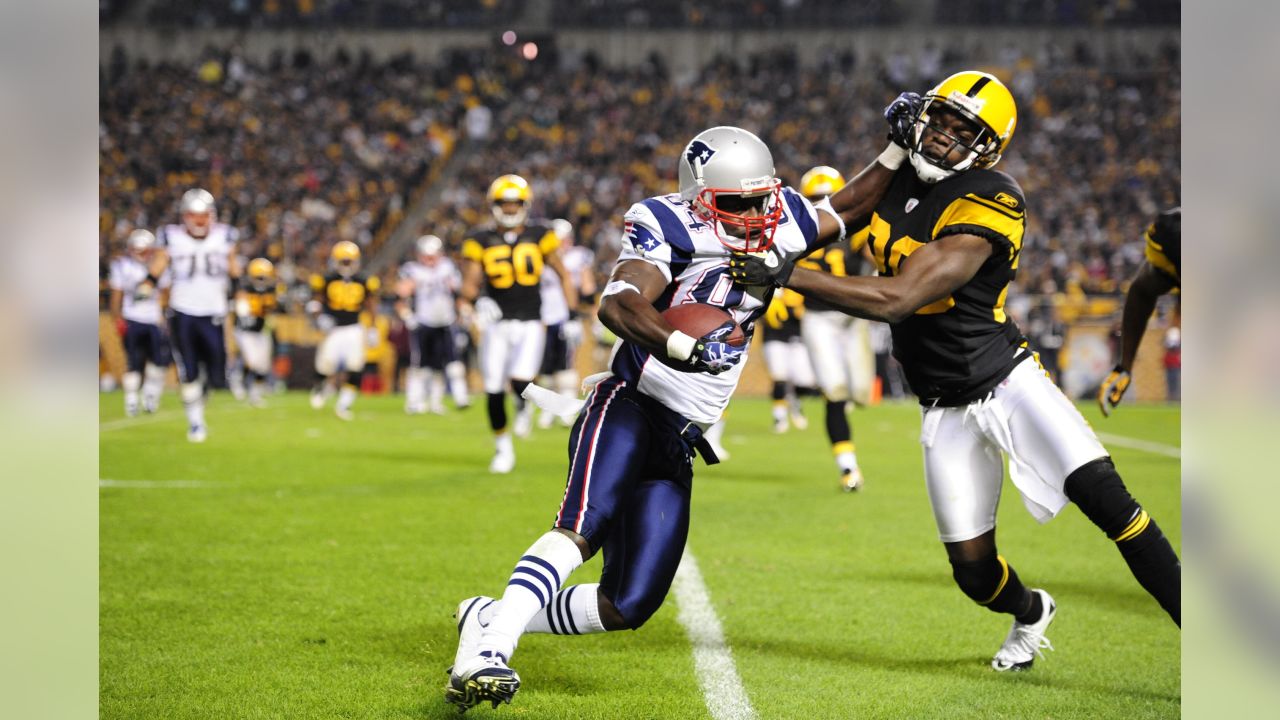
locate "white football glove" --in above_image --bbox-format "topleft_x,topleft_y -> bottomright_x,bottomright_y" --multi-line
474,296 -> 503,327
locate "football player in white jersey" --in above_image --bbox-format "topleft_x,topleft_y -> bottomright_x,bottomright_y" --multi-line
396,235 -> 470,415
446,119 -> 913,710
148,188 -> 242,442
109,229 -> 172,417
795,165 -> 879,490
533,218 -> 597,430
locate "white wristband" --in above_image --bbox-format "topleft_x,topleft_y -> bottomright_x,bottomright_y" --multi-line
666,330 -> 697,361
601,280 -> 641,298
877,143 -> 908,171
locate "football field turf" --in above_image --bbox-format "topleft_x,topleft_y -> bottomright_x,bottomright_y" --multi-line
100,392 -> 1180,719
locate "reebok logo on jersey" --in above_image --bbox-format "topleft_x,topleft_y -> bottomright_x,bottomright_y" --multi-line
905,198 -> 919,213
994,192 -> 1020,209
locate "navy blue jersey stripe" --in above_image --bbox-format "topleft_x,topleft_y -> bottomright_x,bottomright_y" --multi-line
641,199 -> 697,278
782,188 -> 820,251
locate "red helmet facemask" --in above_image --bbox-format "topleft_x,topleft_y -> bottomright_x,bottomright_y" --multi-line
693,181 -> 784,253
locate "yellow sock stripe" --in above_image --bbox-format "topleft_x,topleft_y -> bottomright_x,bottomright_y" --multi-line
979,555 -> 1011,605
773,399 -> 787,408
832,441 -> 854,456
1114,510 -> 1151,542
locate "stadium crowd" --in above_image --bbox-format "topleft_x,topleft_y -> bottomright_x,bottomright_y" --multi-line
100,34 -> 1179,395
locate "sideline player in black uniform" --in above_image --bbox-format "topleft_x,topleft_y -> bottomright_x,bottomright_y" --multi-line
460,174 -> 574,473
796,165 -> 877,489
233,258 -> 280,408
731,71 -> 1180,671
308,241 -> 381,420
1098,207 -> 1181,416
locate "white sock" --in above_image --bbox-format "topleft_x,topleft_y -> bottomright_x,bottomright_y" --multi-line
337,384 -> 357,412
772,401 -> 787,423
836,449 -> 859,473
478,583 -> 607,636
445,361 -> 469,405
428,371 -> 446,408
123,371 -> 141,413
143,364 -> 166,407
406,367 -> 426,409
180,381 -> 205,428
477,531 -> 585,660
495,432 -> 514,456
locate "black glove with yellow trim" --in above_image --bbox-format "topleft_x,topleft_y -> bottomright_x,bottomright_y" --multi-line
1097,365 -> 1132,417
728,249 -> 796,288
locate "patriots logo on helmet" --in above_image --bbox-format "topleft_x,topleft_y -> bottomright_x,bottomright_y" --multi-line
685,140 -> 716,168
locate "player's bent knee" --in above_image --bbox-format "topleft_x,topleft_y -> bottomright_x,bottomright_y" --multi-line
949,553 -> 1006,605
1063,457 -> 1142,538
551,527 -> 594,563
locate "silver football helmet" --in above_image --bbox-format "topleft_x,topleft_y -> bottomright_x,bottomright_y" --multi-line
127,229 -> 156,257
677,126 -> 783,252
551,218 -> 574,245
416,234 -> 444,261
180,188 -> 216,237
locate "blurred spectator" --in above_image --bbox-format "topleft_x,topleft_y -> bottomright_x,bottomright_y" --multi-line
1164,316 -> 1181,402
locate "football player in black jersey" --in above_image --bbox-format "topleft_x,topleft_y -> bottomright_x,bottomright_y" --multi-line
796,166 -> 877,490
460,174 -> 575,474
233,258 -> 280,408
308,241 -> 381,420
731,71 -> 1180,671
1098,207 -> 1181,416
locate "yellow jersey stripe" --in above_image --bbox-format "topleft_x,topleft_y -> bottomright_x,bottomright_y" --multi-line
461,239 -> 484,262
538,229 -> 561,255
931,197 -> 1026,253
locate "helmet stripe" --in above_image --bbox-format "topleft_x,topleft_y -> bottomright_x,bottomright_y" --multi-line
966,74 -> 992,97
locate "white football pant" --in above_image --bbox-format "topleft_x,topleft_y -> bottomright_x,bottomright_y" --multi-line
315,324 -> 366,377
920,356 -> 1109,542
235,330 -> 273,376
801,310 -> 874,404
480,319 -> 546,393
762,337 -> 817,388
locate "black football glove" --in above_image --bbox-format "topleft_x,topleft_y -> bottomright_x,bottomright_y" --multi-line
687,321 -> 746,375
728,250 -> 796,288
885,91 -> 923,150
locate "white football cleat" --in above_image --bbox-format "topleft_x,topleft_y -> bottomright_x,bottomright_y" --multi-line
445,652 -> 521,711
187,424 -> 207,443
992,589 -> 1057,671
309,390 -> 326,410
790,411 -> 809,431
405,403 -> 426,415
840,467 -> 864,492
450,597 -> 495,676
335,407 -> 354,422
489,448 -> 515,474
428,402 -> 447,416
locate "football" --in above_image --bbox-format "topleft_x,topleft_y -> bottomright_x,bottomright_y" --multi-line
661,303 -> 746,346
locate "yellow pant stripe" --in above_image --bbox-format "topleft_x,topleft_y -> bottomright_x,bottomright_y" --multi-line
979,555 -> 1011,605
1114,510 -> 1151,542
832,441 -> 854,456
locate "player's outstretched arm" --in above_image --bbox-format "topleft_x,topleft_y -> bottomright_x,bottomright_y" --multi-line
1117,261 -> 1176,374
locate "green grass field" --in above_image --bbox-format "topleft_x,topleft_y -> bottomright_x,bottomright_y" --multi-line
100,391 -> 1180,719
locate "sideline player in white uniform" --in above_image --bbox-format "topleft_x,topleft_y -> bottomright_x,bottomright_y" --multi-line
459,175 -> 575,474
109,229 -> 172,416
149,188 -> 241,442
397,234 -> 470,415
446,122 -> 910,710
796,165 -> 879,490
533,218 -> 597,430
233,258 -> 279,408
758,287 -> 815,432
730,72 -> 1180,671
308,241 -> 381,421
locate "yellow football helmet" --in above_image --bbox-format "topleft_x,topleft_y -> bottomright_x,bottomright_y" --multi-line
331,240 -> 361,277
488,174 -> 531,228
799,166 -> 846,200
909,70 -> 1017,183
247,257 -> 275,291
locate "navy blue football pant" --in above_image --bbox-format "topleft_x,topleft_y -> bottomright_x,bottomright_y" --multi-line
540,322 -> 571,375
409,325 -> 459,370
169,311 -> 228,389
554,376 -> 704,628
123,320 -> 172,372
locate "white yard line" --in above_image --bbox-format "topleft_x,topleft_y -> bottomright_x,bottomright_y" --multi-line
98,410 -> 181,432
672,548 -> 757,720
99,478 -> 219,488
1097,432 -> 1182,460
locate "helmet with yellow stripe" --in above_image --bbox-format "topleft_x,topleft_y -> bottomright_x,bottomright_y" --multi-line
331,240 -> 361,278
799,166 -> 846,200
247,257 -> 275,291
908,71 -> 1017,184
487,174 -> 531,228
